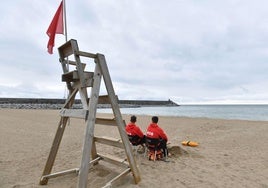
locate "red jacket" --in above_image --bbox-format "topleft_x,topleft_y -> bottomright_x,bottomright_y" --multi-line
125,123 -> 144,138
146,123 -> 168,141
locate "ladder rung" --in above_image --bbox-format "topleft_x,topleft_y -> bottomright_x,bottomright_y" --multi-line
62,71 -> 94,82
97,153 -> 129,167
103,168 -> 131,188
97,95 -> 118,104
95,118 -> 117,126
86,95 -> 118,104
94,136 -> 124,149
40,157 -> 102,181
60,109 -> 88,119
75,50 -> 97,59
63,60 -> 86,70
97,95 -> 111,104
59,110 -> 119,124
41,168 -> 79,181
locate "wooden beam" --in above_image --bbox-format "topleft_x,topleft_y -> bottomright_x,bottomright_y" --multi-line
94,136 -> 124,149
60,108 -> 88,119
95,118 -> 117,126
76,50 -> 97,59
97,153 -> 129,167
39,117 -> 70,185
63,60 -> 86,70
98,95 -> 112,104
97,53 -> 141,184
58,39 -> 75,58
41,168 -> 79,181
62,88 -> 79,109
40,157 -> 102,181
62,71 -> 94,82
103,168 -> 131,188
87,95 -> 118,104
77,62 -> 102,188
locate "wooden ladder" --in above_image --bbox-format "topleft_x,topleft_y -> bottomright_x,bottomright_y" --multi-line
39,39 -> 141,188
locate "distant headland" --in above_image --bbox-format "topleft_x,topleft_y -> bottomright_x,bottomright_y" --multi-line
0,98 -> 179,109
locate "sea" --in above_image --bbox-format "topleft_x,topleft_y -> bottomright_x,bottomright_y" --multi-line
97,105 -> 268,121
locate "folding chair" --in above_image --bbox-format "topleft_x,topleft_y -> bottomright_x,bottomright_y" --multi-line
146,137 -> 168,161
128,135 -> 142,146
128,135 -> 143,155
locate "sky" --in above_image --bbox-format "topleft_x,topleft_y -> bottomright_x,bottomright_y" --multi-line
1,0 -> 268,104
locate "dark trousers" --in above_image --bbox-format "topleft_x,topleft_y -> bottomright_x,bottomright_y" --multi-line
140,135 -> 146,145
131,135 -> 146,146
160,139 -> 168,157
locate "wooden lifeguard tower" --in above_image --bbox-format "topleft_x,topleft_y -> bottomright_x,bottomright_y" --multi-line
39,39 -> 140,188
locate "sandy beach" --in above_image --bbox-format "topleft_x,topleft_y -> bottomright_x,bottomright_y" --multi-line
0,109 -> 267,188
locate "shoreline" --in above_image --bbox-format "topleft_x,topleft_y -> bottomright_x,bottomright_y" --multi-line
1,107 -> 268,122
0,109 -> 267,187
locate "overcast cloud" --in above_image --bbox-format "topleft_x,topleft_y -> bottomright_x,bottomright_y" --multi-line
1,0 -> 268,104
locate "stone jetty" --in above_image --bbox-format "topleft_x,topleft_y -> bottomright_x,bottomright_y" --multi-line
0,98 -> 179,109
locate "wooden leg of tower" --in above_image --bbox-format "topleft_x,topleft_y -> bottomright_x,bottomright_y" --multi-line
91,139 -> 98,162
39,117 -> 69,185
77,62 -> 102,188
97,54 -> 141,184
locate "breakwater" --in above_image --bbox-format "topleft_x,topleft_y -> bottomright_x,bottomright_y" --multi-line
0,98 -> 179,109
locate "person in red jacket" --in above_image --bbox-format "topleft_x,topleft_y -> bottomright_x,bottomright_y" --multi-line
146,116 -> 168,158
125,115 -> 146,146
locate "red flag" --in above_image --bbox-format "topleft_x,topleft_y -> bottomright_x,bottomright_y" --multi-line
46,1 -> 64,54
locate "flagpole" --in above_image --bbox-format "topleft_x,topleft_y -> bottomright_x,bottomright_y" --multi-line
63,0 -> 68,42
62,0 -> 69,101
